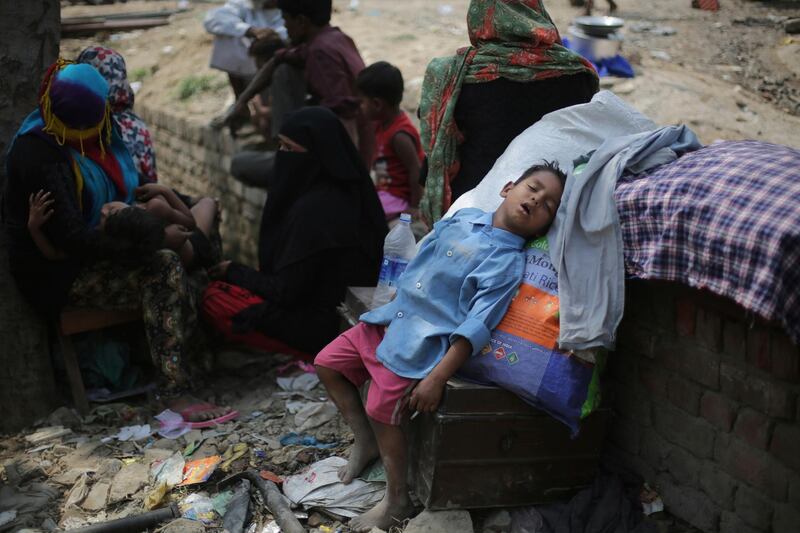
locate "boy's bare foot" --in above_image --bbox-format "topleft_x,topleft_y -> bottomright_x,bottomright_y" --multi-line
339,434 -> 379,484
349,495 -> 414,532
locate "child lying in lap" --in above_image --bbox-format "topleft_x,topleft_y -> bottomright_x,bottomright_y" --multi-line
315,161 -> 567,532
28,183 -> 216,268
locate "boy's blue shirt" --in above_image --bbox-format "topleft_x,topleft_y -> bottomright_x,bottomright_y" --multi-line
360,208 -> 526,380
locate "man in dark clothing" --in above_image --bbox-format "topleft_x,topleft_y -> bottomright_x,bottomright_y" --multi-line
226,0 -> 374,166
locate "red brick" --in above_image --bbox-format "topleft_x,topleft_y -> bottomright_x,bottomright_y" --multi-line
733,407 -> 774,450
770,333 -> 800,382
720,511 -> 764,533
723,320 -> 747,361
639,359 -> 667,397
700,391 -> 738,432
657,340 -> 721,389
715,433 -> 788,500
667,374 -> 703,415
640,427 -> 671,471
720,362 -> 795,419
653,400 -> 715,458
747,325 -> 771,372
657,473 -> 720,531
663,445 -> 701,486
609,417 -> 640,455
696,306 -> 723,352
770,423 -> 800,474
676,296 -> 696,337
773,503 -> 800,533
699,460 -> 737,510
735,484 -> 774,531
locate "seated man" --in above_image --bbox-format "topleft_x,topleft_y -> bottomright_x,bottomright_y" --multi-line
225,0 -> 374,166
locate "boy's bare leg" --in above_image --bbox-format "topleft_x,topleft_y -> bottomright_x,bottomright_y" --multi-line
316,366 -> 379,483
190,197 -> 218,238
350,420 -> 414,532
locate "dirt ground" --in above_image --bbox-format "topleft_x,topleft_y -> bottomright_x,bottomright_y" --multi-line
58,0 -> 800,148
2,1 -> 799,532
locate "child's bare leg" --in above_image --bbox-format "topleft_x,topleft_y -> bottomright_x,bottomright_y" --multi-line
190,197 -> 217,237
350,420 -> 414,532
316,365 -> 379,483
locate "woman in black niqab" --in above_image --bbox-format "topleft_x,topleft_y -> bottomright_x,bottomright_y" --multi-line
203,107 -> 388,357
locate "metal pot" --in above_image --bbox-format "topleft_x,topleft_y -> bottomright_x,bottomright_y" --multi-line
574,15 -> 625,37
567,26 -> 624,62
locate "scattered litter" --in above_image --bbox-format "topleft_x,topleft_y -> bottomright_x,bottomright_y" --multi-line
640,483 -> 664,515
260,521 -> 281,533
25,426 -> 72,445
151,452 -> 186,487
438,4 -> 454,16
277,372 -> 319,392
277,360 -> 316,375
144,481 -> 169,510
26,444 -> 55,454
162,45 -> 174,55
155,409 -> 192,439
650,50 -> 672,62
180,455 -> 222,486
292,401 -> 338,431
64,473 -> 91,509
260,470 -> 284,484
358,460 -> 386,483
109,463 -> 149,504
629,22 -> 676,35
183,439 -> 203,457
103,424 -> 152,443
222,480 -> 250,533
283,456 -> 385,517
249,410 -> 264,419
279,433 -> 338,449
220,443 -> 249,472
180,493 -> 217,524
130,81 -> 142,94
0,511 -> 17,527
212,490 -> 234,517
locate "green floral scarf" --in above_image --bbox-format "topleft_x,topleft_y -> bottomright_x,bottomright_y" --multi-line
419,0 -> 597,222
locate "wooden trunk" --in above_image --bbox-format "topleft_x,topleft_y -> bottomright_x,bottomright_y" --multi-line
340,287 -> 609,509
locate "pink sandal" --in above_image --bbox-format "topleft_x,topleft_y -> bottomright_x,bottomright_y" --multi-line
179,403 -> 239,429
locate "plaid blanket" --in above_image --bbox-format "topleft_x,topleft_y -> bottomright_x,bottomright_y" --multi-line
615,140 -> 800,344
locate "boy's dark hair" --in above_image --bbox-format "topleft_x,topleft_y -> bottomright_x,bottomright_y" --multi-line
101,207 -> 166,265
276,0 -> 332,26
515,160 -> 567,188
355,61 -> 404,106
249,36 -> 284,61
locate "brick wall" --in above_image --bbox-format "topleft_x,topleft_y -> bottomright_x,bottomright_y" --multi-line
138,105 -> 265,265
604,281 -> 800,533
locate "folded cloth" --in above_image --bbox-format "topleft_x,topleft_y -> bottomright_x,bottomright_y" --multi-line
548,125 -> 702,351
616,140 -> 800,345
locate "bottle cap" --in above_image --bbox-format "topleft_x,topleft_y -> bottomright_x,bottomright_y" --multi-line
399,213 -> 412,223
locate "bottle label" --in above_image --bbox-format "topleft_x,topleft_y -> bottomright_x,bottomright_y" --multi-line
378,257 -> 410,287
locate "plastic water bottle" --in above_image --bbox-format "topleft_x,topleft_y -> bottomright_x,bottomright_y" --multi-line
372,213 -> 416,307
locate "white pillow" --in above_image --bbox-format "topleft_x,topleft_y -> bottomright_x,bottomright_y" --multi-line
443,90 -> 657,217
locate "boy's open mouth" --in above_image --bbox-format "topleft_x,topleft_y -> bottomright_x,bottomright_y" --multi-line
520,203 -> 531,215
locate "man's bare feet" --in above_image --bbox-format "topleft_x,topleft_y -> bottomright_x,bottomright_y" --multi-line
349,494 -> 414,532
339,434 -> 380,484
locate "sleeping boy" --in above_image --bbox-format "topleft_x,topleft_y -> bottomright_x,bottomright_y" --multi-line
315,161 -> 567,532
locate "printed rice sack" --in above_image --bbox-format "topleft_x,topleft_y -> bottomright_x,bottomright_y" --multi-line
458,236 -> 604,436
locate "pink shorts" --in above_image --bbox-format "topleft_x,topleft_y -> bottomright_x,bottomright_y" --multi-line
315,322 -> 416,425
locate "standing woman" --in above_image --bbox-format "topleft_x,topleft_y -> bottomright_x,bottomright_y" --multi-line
419,0 -> 598,222
203,107 -> 388,358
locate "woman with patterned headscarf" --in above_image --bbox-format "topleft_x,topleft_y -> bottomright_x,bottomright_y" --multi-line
419,0 -> 598,222
4,60 -> 229,421
77,46 -> 158,184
